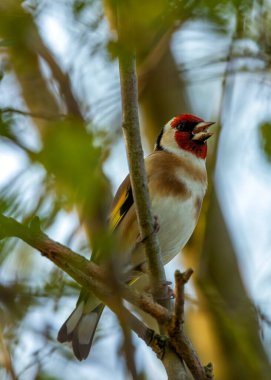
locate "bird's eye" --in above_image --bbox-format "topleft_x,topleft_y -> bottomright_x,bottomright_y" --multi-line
176,122 -> 186,131
176,121 -> 196,132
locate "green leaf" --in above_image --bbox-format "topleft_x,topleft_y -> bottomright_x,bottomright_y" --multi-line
259,122 -> 271,162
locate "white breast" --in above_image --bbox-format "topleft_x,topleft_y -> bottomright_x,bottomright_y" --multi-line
152,193 -> 198,264
152,156 -> 207,263
128,149 -> 207,271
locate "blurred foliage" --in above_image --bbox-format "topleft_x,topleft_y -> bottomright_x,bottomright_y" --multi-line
0,0 -> 270,379
259,122 -> 271,162
39,119 -> 105,210
35,374 -> 59,380
0,281 -> 34,328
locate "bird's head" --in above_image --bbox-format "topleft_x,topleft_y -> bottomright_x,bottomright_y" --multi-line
155,114 -> 215,159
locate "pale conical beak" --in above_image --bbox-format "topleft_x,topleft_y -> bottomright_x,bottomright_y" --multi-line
192,121 -> 215,141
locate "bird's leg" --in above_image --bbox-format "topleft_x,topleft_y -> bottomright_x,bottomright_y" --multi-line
153,215 -> 160,234
158,281 -> 175,300
143,281 -> 175,300
136,215 -> 160,245
140,270 -> 174,300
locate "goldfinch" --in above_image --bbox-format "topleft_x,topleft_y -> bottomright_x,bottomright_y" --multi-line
58,113 -> 214,360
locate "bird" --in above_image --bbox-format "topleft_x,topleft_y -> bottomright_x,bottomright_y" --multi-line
57,113 -> 214,360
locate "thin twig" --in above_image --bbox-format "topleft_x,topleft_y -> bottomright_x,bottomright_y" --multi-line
116,310 -> 138,380
173,269 -> 193,331
168,269 -> 210,380
0,107 -> 66,121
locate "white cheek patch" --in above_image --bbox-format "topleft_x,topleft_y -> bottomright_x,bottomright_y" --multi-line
161,123 -> 179,152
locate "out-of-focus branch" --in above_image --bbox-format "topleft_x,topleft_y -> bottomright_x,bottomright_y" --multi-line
198,190 -> 271,379
0,2 -> 83,126
104,0 -> 191,149
138,45 -> 190,149
0,2 -> 112,244
189,30 -> 271,380
35,40 -> 84,120
0,3 -> 59,132
0,328 -> 17,380
0,107 -> 66,121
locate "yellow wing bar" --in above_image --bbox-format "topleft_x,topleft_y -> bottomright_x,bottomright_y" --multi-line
109,175 -> 133,232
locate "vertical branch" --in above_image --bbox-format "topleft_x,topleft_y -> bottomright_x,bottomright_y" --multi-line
117,0 -> 168,302
173,269 -> 193,331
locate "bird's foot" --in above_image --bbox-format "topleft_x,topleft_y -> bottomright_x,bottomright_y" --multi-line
153,215 -> 160,233
136,216 -> 160,245
159,281 -> 175,300
144,281 -> 175,300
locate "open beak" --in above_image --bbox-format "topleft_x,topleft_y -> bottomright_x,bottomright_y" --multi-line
192,121 -> 215,142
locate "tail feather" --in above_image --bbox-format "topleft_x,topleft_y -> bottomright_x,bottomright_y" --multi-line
58,301 -> 84,343
58,303 -> 104,360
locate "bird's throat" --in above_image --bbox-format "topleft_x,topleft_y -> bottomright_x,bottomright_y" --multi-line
175,132 -> 207,159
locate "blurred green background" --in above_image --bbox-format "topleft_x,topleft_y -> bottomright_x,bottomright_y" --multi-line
0,0 -> 271,379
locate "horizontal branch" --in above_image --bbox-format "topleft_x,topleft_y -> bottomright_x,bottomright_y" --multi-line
0,214 -> 170,324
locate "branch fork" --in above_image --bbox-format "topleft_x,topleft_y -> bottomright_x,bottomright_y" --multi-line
0,213 -> 213,379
